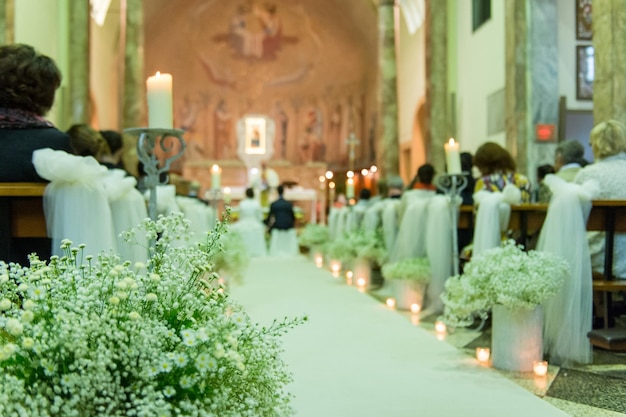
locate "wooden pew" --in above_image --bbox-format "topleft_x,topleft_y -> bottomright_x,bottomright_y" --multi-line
0,182 -> 48,262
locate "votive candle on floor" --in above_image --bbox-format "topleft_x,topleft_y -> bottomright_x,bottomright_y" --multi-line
386,298 -> 396,309
476,347 -> 490,363
435,320 -> 447,333
533,360 -> 548,377
410,303 -> 421,314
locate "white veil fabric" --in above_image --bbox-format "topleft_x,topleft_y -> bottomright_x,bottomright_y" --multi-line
102,169 -> 149,264
362,200 -> 386,233
424,195 -> 453,313
471,185 -> 521,257
390,194 -> 433,263
537,174 -> 599,365
381,199 -> 401,253
32,148 -> 116,257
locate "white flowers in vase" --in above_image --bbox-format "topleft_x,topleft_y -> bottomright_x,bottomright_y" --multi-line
0,212 -> 303,416
297,223 -> 330,249
382,257 -> 431,283
441,239 -> 568,327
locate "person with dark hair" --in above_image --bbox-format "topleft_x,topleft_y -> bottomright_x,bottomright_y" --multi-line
266,185 -> 298,257
408,163 -> 436,191
535,163 -> 555,203
266,185 -> 295,232
66,124 -> 111,162
459,152 -> 475,205
473,142 -> 531,202
100,130 -> 127,171
0,43 -> 71,182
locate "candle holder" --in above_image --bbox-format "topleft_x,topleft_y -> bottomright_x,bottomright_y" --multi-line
204,188 -> 223,211
435,173 -> 469,277
125,128 -> 186,221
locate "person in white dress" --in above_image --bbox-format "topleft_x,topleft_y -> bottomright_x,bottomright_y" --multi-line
230,187 -> 267,257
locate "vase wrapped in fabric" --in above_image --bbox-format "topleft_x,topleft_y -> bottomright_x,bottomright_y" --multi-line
492,305 -> 543,372
382,257 -> 430,310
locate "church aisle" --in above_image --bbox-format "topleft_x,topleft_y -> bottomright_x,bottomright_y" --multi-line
229,256 -> 569,417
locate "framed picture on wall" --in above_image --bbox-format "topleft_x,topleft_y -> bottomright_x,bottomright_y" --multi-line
576,45 -> 594,101
576,0 -> 592,40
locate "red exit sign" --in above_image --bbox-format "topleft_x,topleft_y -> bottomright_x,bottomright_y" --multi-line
536,124 -> 556,142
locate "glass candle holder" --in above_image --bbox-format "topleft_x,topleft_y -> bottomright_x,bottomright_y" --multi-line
533,360 -> 548,377
476,347 -> 491,363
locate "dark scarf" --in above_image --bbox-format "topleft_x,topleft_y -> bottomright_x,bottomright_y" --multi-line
0,107 -> 53,129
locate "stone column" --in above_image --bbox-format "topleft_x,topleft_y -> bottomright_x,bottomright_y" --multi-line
424,0 -> 447,174
505,0 -> 559,182
593,0 -> 626,125
377,0 -> 400,177
67,0 -> 90,125
122,0 -> 144,129
0,0 -> 14,45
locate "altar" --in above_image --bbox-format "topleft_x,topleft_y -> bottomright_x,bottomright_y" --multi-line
182,113 -> 327,224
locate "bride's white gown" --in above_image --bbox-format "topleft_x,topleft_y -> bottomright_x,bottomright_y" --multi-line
230,198 -> 267,257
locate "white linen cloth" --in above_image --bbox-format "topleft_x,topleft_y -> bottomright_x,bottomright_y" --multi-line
537,175 -> 598,365
381,199 -> 401,252
390,193 -> 433,263
362,200 -> 386,233
102,169 -> 149,264
32,148 -> 116,257
424,195 -> 453,313
176,196 -> 215,245
230,198 -> 267,257
471,184 -> 521,257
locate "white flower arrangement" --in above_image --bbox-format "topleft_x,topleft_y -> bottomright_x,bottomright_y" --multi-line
324,234 -> 354,264
441,239 -> 568,327
297,224 -> 329,249
354,229 -> 387,267
381,257 -> 431,282
210,230 -> 250,285
0,212 -> 303,416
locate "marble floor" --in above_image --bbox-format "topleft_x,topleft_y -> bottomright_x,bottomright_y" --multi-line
229,256 -> 626,416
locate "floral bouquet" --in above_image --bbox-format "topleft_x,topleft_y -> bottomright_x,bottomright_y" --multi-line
381,257 -> 431,282
0,212 -> 302,416
441,239 -> 568,327
324,233 -> 355,265
297,223 -> 329,250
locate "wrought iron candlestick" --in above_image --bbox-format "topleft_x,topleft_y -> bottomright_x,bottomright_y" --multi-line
125,128 -> 186,221
436,173 -> 469,277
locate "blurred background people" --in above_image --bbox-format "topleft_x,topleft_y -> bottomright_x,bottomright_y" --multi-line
0,43 -> 71,182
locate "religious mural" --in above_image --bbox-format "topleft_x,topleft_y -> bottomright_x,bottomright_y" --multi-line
145,0 -> 378,170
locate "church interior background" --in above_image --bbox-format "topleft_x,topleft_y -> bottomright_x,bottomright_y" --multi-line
5,0 -> 609,218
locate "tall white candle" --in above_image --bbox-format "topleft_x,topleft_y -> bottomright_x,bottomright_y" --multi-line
444,138 -> 462,174
211,164 -> 221,190
146,72 -> 173,129
346,178 -> 355,199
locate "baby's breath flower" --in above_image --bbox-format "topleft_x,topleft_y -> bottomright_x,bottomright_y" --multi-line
0,298 -> 12,311
23,299 -> 36,310
128,311 -> 141,321
108,296 -> 120,305
145,293 -> 158,302
5,318 -> 23,335
22,337 -> 34,349
21,310 -> 35,323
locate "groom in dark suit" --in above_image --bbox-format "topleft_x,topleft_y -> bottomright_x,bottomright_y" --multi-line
265,184 -> 295,232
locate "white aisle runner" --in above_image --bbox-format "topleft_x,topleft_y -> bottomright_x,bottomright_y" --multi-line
229,257 -> 568,417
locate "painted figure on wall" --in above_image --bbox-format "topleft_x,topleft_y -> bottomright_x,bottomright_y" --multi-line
273,101 -> 289,160
329,103 -> 343,162
227,3 -> 284,60
299,107 -> 323,163
214,99 -> 233,159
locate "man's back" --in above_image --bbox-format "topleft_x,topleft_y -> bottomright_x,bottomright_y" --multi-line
268,197 -> 295,230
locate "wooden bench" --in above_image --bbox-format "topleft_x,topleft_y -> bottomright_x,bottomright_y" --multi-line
0,182 -> 48,262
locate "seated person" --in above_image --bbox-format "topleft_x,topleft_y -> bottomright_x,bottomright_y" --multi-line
473,142 -> 531,203
574,119 -> 626,279
0,43 -> 71,182
230,188 -> 267,257
67,124 -> 112,162
408,163 -> 437,191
